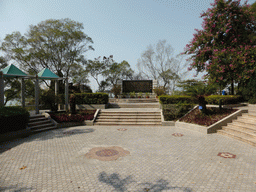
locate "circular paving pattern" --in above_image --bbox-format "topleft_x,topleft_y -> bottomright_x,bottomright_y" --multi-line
217,152 -> 236,158
172,133 -> 184,137
117,128 -> 127,131
96,149 -> 119,157
85,146 -> 130,161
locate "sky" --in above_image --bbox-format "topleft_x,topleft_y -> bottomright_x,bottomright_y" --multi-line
0,0 -> 255,93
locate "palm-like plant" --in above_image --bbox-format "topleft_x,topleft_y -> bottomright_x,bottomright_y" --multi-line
185,81 -> 218,114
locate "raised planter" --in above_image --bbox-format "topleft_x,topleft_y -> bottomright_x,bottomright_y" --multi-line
43,109 -> 100,128
175,109 -> 248,134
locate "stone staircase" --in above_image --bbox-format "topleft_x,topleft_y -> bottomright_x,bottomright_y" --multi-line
94,110 -> 162,126
217,114 -> 256,147
28,114 -> 57,132
108,103 -> 160,108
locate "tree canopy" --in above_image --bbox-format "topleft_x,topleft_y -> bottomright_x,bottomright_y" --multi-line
0,18 -> 94,90
184,0 -> 256,94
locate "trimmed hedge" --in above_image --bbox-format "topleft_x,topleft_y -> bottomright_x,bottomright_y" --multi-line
159,95 -> 242,105
74,93 -> 109,104
0,106 -> 30,134
205,95 -> 242,105
59,93 -> 109,104
159,95 -> 196,104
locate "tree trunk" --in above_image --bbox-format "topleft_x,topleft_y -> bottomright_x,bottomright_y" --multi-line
231,79 -> 234,95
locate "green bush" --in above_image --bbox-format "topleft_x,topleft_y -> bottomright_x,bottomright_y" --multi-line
205,95 -> 242,105
249,98 -> 256,104
72,93 -> 109,104
159,95 -> 196,104
0,106 -> 30,134
153,87 -> 166,96
163,104 -> 195,121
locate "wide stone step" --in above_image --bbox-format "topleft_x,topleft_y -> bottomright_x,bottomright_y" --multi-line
96,119 -> 161,122
99,112 -> 160,115
217,130 -> 256,147
29,115 -> 45,119
30,126 -> 57,133
222,126 -> 256,139
230,121 -> 256,129
108,103 -> 160,108
99,114 -> 161,117
28,119 -> 52,126
94,122 -> 161,126
97,116 -> 161,119
29,123 -> 56,130
228,124 -> 256,133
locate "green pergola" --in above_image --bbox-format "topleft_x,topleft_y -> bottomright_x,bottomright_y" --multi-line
0,64 -> 69,114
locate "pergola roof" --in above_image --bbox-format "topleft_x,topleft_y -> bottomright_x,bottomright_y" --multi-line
37,68 -> 59,79
2,64 -> 28,77
1,65 -> 61,80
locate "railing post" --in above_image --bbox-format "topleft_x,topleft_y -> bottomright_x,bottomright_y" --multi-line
21,78 -> 25,108
65,77 -> 69,111
35,75 -> 39,114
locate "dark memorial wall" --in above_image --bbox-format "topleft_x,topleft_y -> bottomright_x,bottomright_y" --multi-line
122,80 -> 152,93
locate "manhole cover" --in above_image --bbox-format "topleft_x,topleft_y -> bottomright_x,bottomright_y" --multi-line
217,152 -> 236,158
117,128 -> 127,131
172,133 -> 184,137
96,149 -> 119,157
85,146 -> 130,161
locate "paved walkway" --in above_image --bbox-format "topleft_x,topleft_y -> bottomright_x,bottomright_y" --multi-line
1,123 -> 256,192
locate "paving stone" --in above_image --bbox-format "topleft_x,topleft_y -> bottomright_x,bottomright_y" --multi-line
1,125 -> 256,191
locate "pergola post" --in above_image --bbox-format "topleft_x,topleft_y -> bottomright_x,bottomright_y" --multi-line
35,75 -> 39,114
21,78 -> 25,108
65,77 -> 69,111
0,71 -> 4,107
55,80 -> 58,106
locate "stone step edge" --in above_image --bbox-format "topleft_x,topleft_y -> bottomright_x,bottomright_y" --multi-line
230,120 -> 256,127
28,123 -> 56,130
30,126 -> 57,133
217,130 -> 256,147
28,120 -> 52,126
222,126 -> 256,138
226,123 -> 256,131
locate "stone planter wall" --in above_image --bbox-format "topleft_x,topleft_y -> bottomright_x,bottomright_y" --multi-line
175,109 -> 247,134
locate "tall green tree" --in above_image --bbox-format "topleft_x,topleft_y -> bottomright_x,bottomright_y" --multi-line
1,18 -> 94,93
184,0 -> 256,95
104,60 -> 134,87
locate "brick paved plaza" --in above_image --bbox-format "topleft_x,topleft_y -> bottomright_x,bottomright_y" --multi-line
1,125 -> 256,192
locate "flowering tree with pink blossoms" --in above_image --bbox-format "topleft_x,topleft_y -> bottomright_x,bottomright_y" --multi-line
183,0 -> 256,95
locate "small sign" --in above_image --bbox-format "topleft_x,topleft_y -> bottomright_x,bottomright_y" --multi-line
199,106 -> 203,110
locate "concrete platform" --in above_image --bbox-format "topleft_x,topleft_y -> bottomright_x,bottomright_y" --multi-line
1,125 -> 256,191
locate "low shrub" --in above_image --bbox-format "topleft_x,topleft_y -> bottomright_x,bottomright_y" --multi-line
49,110 -> 96,123
74,93 -> 108,104
0,106 -> 30,134
163,104 -> 195,121
153,87 -> 166,96
249,98 -> 256,104
205,95 -> 242,105
159,95 -> 196,104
